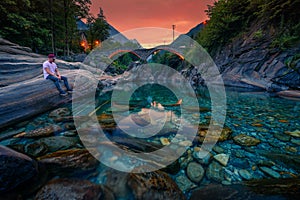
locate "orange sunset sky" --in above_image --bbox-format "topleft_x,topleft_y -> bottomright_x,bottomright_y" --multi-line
90,0 -> 214,33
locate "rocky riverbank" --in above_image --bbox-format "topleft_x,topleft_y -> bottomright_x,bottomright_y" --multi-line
1,38 -> 300,199
0,38 -> 118,130
213,23 -> 300,94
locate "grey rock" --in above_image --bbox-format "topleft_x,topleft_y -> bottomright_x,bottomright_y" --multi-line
238,169 -> 252,180
213,154 -> 230,166
291,138 -> 300,146
259,166 -> 281,178
175,174 -> 197,192
186,162 -> 205,183
274,132 -> 290,142
0,145 -> 38,192
193,151 -> 213,165
35,178 -> 112,200
206,161 -> 225,183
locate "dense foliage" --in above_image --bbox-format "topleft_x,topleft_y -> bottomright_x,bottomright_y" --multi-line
0,0 -> 109,55
197,0 -> 300,54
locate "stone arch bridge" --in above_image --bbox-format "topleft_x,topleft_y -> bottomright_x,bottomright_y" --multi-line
108,45 -> 186,61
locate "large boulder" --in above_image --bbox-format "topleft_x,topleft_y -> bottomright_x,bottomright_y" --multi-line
35,178 -> 114,200
0,145 -> 39,193
0,38 -> 111,129
102,169 -> 186,200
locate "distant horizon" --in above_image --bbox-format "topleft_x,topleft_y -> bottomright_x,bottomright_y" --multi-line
90,0 -> 213,47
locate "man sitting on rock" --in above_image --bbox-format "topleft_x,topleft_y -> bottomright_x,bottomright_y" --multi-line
43,54 -> 73,96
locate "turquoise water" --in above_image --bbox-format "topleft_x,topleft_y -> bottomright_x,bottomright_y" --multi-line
1,84 -> 300,199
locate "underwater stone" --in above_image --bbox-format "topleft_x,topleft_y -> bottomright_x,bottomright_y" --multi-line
214,154 -> 230,166
186,162 -> 205,183
233,134 -> 261,146
259,166 -> 281,178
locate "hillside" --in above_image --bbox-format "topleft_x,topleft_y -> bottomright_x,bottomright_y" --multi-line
193,0 -> 300,91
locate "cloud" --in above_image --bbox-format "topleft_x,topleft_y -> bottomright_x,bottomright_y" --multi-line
91,0 -> 213,33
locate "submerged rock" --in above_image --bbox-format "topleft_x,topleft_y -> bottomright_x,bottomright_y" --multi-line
186,162 -> 205,183
238,169 -> 252,180
37,149 -> 99,172
31,136 -> 80,153
0,145 -> 38,193
259,166 -> 281,179
103,169 -> 185,200
48,107 -> 71,120
190,184 -> 239,200
193,151 -> 213,166
233,134 -> 261,146
190,179 -> 300,200
213,154 -> 230,166
198,125 -> 232,143
175,174 -> 197,192
274,132 -> 290,142
206,161 -> 225,183
285,130 -> 300,138
14,126 -> 56,138
35,178 -> 113,200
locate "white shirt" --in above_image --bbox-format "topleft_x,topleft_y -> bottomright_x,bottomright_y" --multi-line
43,60 -> 57,79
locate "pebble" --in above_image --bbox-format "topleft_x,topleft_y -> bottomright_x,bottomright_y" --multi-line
238,169 -> 252,180
285,146 -> 297,153
160,137 -> 170,145
274,132 -> 290,142
233,150 -> 245,158
213,154 -> 230,166
175,174 -> 197,192
284,130 -> 300,138
213,145 -> 225,154
206,161 -> 225,183
233,134 -> 261,146
179,140 -> 193,147
291,138 -> 300,146
193,151 -> 213,166
259,166 -> 281,178
231,158 -> 249,168
186,162 -> 205,183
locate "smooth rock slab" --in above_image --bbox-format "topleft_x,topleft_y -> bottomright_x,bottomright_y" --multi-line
233,134 -> 261,146
0,145 -> 38,192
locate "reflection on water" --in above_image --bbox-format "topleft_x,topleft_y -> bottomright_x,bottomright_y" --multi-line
1,83 -> 300,199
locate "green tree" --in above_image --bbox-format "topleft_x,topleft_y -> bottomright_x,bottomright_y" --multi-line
0,0 -> 92,54
87,7 -> 109,50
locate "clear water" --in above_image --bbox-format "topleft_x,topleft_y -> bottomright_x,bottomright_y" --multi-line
1,84 -> 300,199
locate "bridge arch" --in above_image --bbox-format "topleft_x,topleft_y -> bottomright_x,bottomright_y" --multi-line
151,47 -> 185,60
109,49 -> 142,60
108,46 -> 185,61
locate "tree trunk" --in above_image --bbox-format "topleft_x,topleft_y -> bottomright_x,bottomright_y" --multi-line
49,0 -> 55,54
63,0 -> 69,56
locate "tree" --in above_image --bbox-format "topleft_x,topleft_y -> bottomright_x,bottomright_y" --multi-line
87,7 -> 109,50
0,0 -> 92,54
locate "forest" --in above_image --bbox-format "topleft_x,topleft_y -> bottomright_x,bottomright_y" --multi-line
197,0 -> 300,55
0,0 -> 109,55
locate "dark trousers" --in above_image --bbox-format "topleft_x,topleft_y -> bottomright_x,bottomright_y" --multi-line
46,75 -> 71,93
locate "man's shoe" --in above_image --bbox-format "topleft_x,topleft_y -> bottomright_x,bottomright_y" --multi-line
60,92 -> 68,96
67,90 -> 73,94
